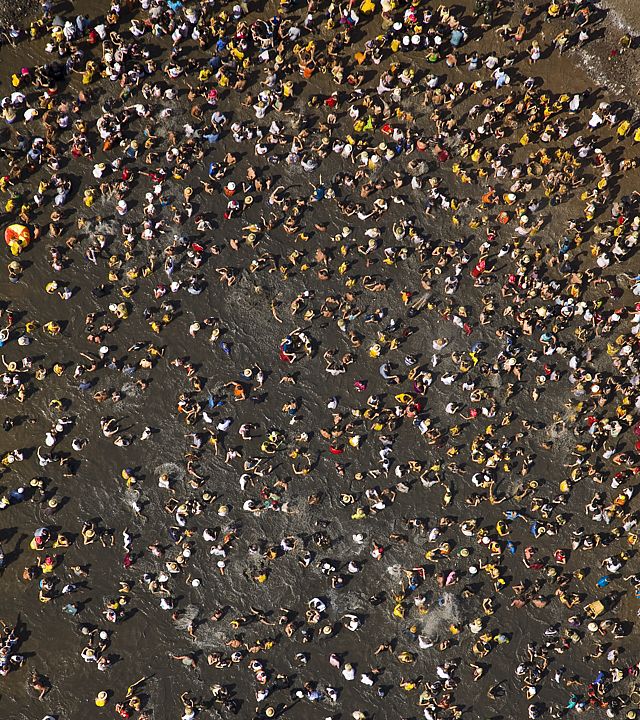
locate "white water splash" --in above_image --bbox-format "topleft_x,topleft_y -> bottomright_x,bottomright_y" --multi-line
419,592 -> 462,638
154,461 -> 185,484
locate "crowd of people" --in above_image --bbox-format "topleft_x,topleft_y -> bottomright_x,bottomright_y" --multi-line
1,0 -> 640,719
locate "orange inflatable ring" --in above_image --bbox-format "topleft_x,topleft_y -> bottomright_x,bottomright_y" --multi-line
5,224 -> 31,255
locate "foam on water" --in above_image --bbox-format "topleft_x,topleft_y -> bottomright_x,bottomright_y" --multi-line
154,461 -> 185,484
419,592 -> 462,639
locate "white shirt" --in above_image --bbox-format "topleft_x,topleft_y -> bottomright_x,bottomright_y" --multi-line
342,666 -> 355,680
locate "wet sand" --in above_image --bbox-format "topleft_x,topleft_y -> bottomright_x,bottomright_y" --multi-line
1,2 -> 640,720
605,0 -> 640,28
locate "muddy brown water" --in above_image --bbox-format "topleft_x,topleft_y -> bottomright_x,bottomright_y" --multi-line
0,1 -> 640,720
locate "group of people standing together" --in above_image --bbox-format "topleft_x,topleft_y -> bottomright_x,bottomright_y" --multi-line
2,0 -> 640,719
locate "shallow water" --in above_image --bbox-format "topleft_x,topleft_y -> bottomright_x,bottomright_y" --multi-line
0,1 -> 639,720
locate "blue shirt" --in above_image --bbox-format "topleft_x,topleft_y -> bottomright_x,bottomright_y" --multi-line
451,29 -> 463,47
